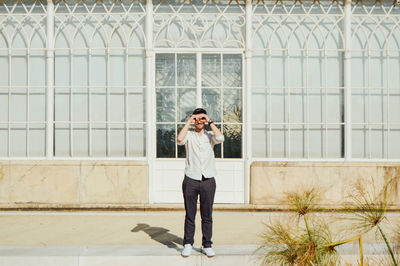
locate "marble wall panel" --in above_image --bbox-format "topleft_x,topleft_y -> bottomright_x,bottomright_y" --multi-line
8,161 -> 80,204
0,162 -> 10,203
251,162 -> 400,208
80,162 -> 148,204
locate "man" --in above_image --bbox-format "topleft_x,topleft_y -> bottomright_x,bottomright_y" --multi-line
177,108 -> 224,257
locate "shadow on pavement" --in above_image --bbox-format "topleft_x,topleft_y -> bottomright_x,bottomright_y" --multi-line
132,223 -> 196,253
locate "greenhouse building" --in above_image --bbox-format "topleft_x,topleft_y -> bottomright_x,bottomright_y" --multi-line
0,0 -> 400,208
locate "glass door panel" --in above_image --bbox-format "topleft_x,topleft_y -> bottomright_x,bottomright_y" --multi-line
155,53 -> 243,159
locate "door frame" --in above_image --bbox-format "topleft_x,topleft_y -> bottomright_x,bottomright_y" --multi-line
148,48 -> 248,204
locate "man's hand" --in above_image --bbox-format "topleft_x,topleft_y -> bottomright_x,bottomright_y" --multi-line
188,115 -> 196,124
197,114 -> 210,124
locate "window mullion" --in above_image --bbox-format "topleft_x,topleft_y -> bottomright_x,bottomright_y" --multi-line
46,0 -> 55,159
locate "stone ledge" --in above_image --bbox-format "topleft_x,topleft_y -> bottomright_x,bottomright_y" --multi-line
251,161 -> 400,167
1,203 -> 400,212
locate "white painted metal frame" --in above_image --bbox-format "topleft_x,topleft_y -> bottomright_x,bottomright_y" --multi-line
251,0 -> 346,159
46,0 -> 55,159
0,0 -> 48,159
350,1 -> 400,160
1,0 -> 400,162
52,0 -> 146,158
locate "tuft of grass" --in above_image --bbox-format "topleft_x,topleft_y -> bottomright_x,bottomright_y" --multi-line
287,188 -> 321,216
258,218 -> 340,266
345,177 -> 398,266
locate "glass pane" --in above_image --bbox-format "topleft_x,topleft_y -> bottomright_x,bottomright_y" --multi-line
127,88 -> 145,123
156,88 -> 175,122
128,52 -> 145,86
11,93 -> 27,122
252,124 -> 267,157
271,125 -> 288,158
352,125 -> 368,158
0,92 -> 8,122
213,123 -> 222,158
156,54 -> 175,87
92,124 -> 107,157
0,56 -> 8,86
202,54 -> 221,87
11,57 -> 27,86
72,55 -> 88,86
290,125 -> 306,158
30,56 -> 46,86
389,89 -> 400,123
110,124 -> 125,157
110,94 -> 125,122
29,125 -> 45,157
177,54 -> 196,87
309,125 -> 324,158
0,127 -> 7,156
270,88 -> 287,123
54,54 -> 70,86
72,90 -> 88,122
110,54 -> 125,87
54,124 -> 70,157
10,126 -> 26,157
92,92 -> 107,122
178,88 -> 196,123
223,54 -> 242,87
157,124 -> 175,158
370,89 -> 387,124
223,89 -> 242,122
55,89 -> 70,122
290,88 -> 306,123
370,126 -> 386,159
29,91 -> 46,122
309,88 -> 324,123
327,125 -> 344,158
252,52 -> 267,87
202,88 -> 221,123
73,124 -> 89,157
177,124 -> 186,158
352,88 -> 367,123
129,124 -> 146,157
223,124 -> 241,158
326,89 -> 344,123
91,54 -> 107,86
389,127 -> 400,159
251,88 -> 267,123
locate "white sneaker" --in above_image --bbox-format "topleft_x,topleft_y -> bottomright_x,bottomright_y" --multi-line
181,244 -> 192,257
202,247 -> 216,257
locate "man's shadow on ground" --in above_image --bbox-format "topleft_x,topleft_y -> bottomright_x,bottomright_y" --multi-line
131,223 -> 201,253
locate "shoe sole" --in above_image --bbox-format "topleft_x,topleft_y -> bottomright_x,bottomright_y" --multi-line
201,251 -> 215,257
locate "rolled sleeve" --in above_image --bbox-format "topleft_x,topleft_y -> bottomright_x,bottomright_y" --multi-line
212,134 -> 224,145
177,132 -> 190,146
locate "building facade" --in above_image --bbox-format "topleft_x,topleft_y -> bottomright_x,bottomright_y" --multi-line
0,0 -> 399,207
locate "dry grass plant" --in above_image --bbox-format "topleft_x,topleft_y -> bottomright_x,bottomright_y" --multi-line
258,188 -> 342,265
344,177 -> 398,266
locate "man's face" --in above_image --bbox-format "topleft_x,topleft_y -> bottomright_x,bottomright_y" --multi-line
194,114 -> 206,130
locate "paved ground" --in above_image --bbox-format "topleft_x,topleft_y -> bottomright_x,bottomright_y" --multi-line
0,211 -> 397,265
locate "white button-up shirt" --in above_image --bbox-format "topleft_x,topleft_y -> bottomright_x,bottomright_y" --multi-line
178,130 -> 224,181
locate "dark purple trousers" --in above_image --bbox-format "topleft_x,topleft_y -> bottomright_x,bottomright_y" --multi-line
182,175 -> 216,248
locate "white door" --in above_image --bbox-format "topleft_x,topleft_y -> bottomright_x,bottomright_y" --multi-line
152,53 -> 244,203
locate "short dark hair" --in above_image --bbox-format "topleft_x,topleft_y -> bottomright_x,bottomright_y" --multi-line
192,108 -> 207,115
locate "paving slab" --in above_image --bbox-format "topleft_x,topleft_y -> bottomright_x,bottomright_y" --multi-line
0,211 -> 398,265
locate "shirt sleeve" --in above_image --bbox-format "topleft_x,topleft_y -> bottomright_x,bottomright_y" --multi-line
210,131 -> 224,145
177,131 -> 190,146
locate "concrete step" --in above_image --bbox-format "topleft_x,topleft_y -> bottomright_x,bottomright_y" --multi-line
0,244 -> 389,266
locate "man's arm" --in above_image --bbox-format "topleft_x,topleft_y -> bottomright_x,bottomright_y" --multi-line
177,115 -> 195,145
199,114 -> 224,144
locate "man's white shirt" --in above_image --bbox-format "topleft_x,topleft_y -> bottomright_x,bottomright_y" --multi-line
177,130 -> 224,181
